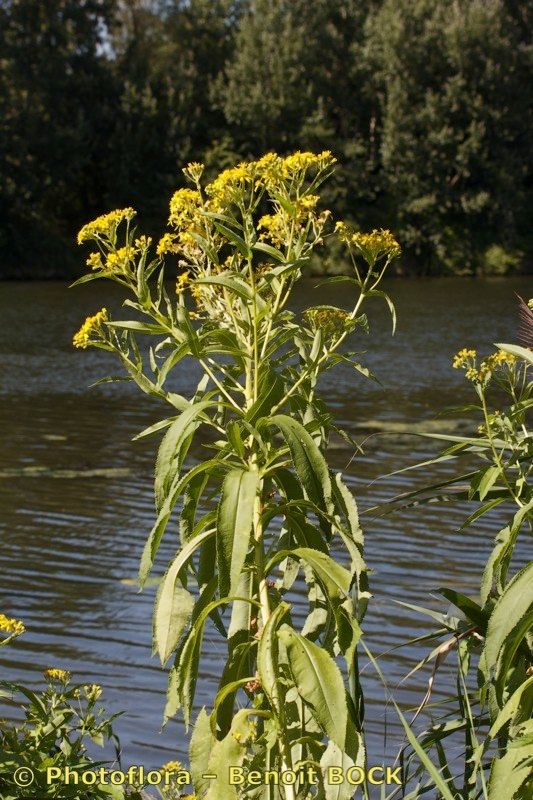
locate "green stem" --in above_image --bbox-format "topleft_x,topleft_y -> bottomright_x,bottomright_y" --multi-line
480,390 -> 523,508
271,283 -> 369,415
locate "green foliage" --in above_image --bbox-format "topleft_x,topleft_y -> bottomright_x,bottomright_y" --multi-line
385,335 -> 532,798
0,670 -> 138,800
366,0 -> 533,274
73,153 -> 400,797
1,0 -> 531,276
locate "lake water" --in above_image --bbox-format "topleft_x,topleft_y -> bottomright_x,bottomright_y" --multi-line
1,276 -> 531,771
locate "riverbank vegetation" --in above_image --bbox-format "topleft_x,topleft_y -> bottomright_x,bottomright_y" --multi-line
381,333 -> 533,800
1,0 -> 531,278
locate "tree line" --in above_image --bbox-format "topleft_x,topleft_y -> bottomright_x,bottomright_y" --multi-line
0,0 -> 531,278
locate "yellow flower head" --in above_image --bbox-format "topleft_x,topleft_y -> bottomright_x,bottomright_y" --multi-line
72,308 -> 109,349
182,162 -> 205,184
134,235 -> 152,250
161,761 -> 183,774
352,229 -> 401,263
452,348 -> 477,369
205,163 -> 253,204
304,306 -> 350,338
157,232 -> 178,256
105,245 -> 137,273
77,208 -> 136,245
282,151 -> 336,177
254,153 -> 284,186
0,613 -> 25,636
83,684 -> 103,701
44,668 -> 71,683
176,271 -> 190,295
297,194 -> 319,212
86,252 -> 103,271
485,349 -> 517,370
168,188 -> 202,229
258,213 -> 286,245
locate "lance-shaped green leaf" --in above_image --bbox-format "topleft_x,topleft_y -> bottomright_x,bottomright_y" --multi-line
320,741 -> 357,800
195,273 -> 254,302
153,585 -> 194,668
139,457 -> 221,585
169,591 -> 260,728
489,676 -> 533,739
257,602 -> 290,706
179,471 -> 209,543
154,401 -> 214,510
268,548 -> 351,602
332,473 -> 370,620
488,743 -> 533,800
217,468 -> 259,597
154,529 -> 215,664
480,562 -> 533,695
213,223 -> 250,257
277,625 -> 349,751
190,708 -> 215,798
266,415 -> 333,513
245,369 -> 285,425
481,499 -> 533,604
204,710 -> 259,800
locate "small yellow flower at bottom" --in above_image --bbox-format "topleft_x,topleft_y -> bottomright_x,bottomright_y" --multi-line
161,761 -> 183,774
0,613 -> 25,636
73,308 -> 109,349
44,668 -> 71,683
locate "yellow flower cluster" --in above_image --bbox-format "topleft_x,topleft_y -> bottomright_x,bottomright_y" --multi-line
254,152 -> 285,185
258,213 -> 286,245
72,308 -> 108,349
453,348 -> 516,383
204,152 -> 336,202
135,235 -> 152,250
486,349 -> 517,369
168,189 -> 202,228
86,252 -> 103,270
161,761 -> 183,774
83,683 -> 103,701
77,208 -> 136,245
176,271 -> 190,295
205,163 -> 252,204
106,245 -> 137,272
296,194 -> 319,212
0,613 -> 25,636
336,223 -> 401,263
182,162 -> 204,183
44,668 -> 71,683
157,232 -> 178,256
452,348 -> 477,369
281,150 -> 336,177
304,306 -> 350,338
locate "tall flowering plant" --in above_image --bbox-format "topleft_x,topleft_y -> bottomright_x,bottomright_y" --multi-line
73,152 -> 400,799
